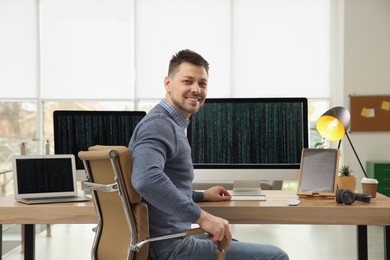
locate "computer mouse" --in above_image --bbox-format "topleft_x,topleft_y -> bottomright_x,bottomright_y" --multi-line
287,198 -> 300,206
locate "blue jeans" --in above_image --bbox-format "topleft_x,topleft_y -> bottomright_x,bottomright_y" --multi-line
148,234 -> 289,260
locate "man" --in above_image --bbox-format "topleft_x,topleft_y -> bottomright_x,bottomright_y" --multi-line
129,49 -> 289,259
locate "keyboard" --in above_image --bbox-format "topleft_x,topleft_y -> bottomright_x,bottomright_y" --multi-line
230,195 -> 266,201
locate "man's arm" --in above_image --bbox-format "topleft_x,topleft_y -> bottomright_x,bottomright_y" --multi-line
193,186 -> 231,202
203,186 -> 231,201
194,186 -> 232,247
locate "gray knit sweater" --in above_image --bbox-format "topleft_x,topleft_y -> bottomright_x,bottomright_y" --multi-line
129,100 -> 204,240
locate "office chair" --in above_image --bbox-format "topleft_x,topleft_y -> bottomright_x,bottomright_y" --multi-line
78,146 -> 227,260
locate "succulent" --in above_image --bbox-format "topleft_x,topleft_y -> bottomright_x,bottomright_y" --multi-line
339,165 -> 353,177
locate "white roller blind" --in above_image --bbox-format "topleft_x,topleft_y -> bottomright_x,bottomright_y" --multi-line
135,0 -> 330,99
232,0 -> 330,98
134,0 -> 232,99
41,0 -> 135,99
0,0 -> 38,99
1,0 -> 331,100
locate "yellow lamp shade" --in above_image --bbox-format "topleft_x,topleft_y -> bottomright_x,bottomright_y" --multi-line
316,106 -> 351,141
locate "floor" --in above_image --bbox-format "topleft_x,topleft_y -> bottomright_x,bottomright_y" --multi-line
2,223 -> 385,259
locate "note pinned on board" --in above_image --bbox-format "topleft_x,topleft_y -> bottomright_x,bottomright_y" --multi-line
360,107 -> 375,118
350,95 -> 390,131
381,100 -> 390,111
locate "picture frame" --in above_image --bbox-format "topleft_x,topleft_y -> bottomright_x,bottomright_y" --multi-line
297,148 -> 340,197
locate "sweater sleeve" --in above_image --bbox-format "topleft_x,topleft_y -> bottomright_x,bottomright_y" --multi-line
192,190 -> 205,202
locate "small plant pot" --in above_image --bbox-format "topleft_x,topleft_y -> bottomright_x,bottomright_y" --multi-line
337,176 -> 357,191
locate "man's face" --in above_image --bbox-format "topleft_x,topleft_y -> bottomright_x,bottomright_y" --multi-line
164,62 -> 208,120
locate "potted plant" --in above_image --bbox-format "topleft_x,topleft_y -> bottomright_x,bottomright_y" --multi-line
337,165 -> 357,191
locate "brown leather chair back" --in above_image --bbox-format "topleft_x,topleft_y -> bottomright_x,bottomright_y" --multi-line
79,146 -> 149,260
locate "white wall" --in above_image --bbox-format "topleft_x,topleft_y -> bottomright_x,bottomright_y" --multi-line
343,0 -> 390,186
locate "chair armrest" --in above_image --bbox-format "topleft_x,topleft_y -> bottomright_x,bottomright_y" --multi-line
84,181 -> 118,192
130,227 -> 228,255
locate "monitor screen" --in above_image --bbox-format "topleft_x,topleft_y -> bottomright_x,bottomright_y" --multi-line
187,98 -> 309,170
53,110 -> 146,170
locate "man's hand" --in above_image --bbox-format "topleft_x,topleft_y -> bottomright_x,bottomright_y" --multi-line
204,186 -> 231,202
196,209 -> 232,248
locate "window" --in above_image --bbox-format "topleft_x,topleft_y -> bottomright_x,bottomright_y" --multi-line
0,0 -> 333,193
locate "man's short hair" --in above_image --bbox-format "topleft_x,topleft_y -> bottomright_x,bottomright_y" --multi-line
168,49 -> 209,76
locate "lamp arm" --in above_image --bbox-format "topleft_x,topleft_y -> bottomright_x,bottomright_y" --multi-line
345,132 -> 368,178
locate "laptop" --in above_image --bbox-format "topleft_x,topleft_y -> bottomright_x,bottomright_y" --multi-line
13,154 -> 90,204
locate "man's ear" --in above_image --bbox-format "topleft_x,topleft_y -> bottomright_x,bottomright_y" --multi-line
164,76 -> 171,93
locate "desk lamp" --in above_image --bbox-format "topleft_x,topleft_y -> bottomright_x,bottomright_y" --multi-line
316,106 -> 368,178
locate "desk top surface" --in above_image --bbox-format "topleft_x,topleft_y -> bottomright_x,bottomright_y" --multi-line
1,190 -> 390,225
199,190 -> 390,225
0,195 -> 96,224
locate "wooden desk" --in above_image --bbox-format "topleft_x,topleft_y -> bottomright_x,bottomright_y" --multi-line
199,190 -> 390,260
1,191 -> 389,260
0,196 -> 97,260
200,190 -> 390,225
0,196 -> 96,224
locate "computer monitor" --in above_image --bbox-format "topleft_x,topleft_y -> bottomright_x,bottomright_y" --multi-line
187,98 -> 309,194
53,110 -> 146,171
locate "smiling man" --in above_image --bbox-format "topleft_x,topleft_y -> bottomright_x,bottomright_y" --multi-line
129,49 -> 289,260
164,56 -> 208,119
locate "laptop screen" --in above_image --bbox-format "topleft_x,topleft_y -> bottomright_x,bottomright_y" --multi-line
13,155 -> 77,199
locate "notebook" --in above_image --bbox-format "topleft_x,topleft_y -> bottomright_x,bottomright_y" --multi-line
13,154 -> 90,204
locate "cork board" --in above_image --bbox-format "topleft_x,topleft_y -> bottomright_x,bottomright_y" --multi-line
350,95 -> 390,132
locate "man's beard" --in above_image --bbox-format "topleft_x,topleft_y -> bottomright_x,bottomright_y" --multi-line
172,96 -> 204,116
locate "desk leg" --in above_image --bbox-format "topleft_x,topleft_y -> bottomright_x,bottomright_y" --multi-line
357,225 -> 368,260
23,224 -> 35,260
1,224 -> 2,257
385,226 -> 390,260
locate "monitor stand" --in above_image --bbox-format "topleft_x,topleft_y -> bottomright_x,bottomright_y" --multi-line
230,180 -> 262,195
